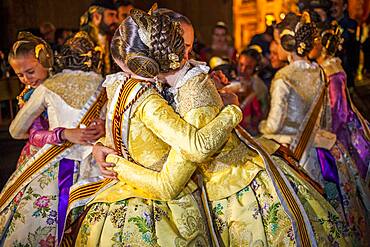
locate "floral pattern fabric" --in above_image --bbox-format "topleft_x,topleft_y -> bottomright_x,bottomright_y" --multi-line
0,163 -> 59,247
75,191 -> 210,247
323,142 -> 370,246
211,159 -> 353,247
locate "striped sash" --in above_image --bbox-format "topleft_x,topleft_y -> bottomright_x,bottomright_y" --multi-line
0,87 -> 107,211
291,70 -> 328,161
66,79 -> 152,208
61,79 -> 152,246
236,125 -> 317,247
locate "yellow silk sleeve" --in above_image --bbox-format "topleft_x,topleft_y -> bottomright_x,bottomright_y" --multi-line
137,93 -> 242,162
104,74 -> 242,201
106,105 -> 225,200
107,151 -> 196,200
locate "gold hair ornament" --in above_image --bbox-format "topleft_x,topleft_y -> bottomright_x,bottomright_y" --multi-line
280,29 -> 295,38
302,11 -> 311,24
249,44 -> 263,54
80,50 -> 92,58
168,53 -> 180,69
297,42 -> 306,55
35,44 -> 45,59
126,52 -> 160,78
84,60 -> 92,68
148,3 -> 158,15
321,21 -> 344,51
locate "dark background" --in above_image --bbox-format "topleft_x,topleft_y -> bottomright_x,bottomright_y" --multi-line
0,0 -> 233,53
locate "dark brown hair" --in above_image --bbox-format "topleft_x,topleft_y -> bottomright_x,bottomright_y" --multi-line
279,12 -> 317,57
111,10 -> 185,78
56,32 -> 101,73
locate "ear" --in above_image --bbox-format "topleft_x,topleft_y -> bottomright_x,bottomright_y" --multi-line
92,12 -> 103,26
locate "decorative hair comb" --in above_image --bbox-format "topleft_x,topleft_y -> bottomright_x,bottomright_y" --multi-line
249,44 -> 263,54
130,8 -> 154,48
35,44 -> 47,59
280,29 -> 295,38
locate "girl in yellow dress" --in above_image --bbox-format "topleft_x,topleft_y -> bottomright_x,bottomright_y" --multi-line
70,9 -> 352,247
69,8 -> 242,247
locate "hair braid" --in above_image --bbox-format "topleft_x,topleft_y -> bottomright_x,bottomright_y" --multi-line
56,33 -> 101,73
294,22 -> 317,57
150,13 -> 184,72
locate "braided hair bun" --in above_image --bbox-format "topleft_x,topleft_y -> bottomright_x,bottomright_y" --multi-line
149,13 -> 185,73
321,21 -> 343,56
111,8 -> 185,78
56,32 -> 101,73
278,13 -> 300,52
9,32 -> 54,69
279,12 -> 318,57
294,22 -> 317,57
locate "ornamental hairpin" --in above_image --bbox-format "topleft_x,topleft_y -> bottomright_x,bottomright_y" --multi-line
130,8 -> 154,48
35,44 -> 45,59
168,53 -> 180,69
297,42 -> 306,55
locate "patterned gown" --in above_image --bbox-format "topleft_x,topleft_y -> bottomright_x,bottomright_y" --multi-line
73,71 -> 243,246
101,62 -> 352,246
0,70 -> 104,246
259,59 -> 369,246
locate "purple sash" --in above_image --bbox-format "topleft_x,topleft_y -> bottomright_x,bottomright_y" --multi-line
316,148 -> 339,184
57,158 -> 75,244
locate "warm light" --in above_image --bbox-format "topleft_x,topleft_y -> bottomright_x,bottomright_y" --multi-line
265,14 -> 275,26
233,1 -> 298,51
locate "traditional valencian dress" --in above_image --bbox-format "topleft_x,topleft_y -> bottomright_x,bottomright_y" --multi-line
68,61 -> 352,247
259,59 -> 369,246
0,69 -> 105,246
321,57 -> 370,183
319,57 -> 370,245
64,67 -> 242,246
16,86 -> 65,168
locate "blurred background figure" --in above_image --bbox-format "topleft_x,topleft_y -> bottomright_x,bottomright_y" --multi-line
298,0 -> 331,22
269,40 -> 287,71
200,21 -> 237,63
237,46 -> 268,135
80,0 -> 118,75
116,0 -> 134,23
250,25 -> 274,57
330,0 -> 360,90
54,28 -> 74,54
39,22 -> 57,51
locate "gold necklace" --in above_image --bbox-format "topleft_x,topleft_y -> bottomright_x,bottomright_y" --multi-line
16,85 -> 32,106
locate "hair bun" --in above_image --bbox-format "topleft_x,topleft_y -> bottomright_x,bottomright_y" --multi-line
56,32 -> 101,73
280,30 -> 296,52
127,54 -> 159,78
321,21 -> 343,56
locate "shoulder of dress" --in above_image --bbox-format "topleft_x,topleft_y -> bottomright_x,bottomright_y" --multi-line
322,58 -> 344,76
182,73 -> 209,89
43,70 -> 103,109
103,72 -> 128,87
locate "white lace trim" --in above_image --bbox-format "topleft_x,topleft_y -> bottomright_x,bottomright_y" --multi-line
103,72 -> 129,87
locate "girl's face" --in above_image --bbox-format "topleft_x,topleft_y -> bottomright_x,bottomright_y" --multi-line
10,53 -> 48,88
